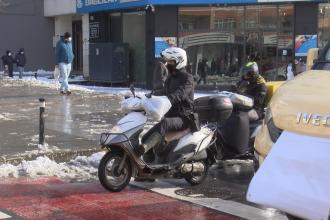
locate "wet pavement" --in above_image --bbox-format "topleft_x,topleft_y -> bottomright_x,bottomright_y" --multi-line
0,79 -> 121,162
0,177 -> 236,220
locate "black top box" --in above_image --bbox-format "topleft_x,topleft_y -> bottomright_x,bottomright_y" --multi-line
194,96 -> 233,123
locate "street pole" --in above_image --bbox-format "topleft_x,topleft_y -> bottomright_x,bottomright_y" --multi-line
39,98 -> 45,145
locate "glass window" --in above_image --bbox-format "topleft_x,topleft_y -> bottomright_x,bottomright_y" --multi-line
179,7 -> 211,33
178,5 -> 294,84
318,4 -> 330,48
123,12 -> 146,84
279,5 -> 294,32
246,6 -> 259,30
211,7 -> 244,31
260,6 -> 277,30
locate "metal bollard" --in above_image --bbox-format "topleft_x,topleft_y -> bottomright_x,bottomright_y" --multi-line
39,98 -> 45,145
35,72 -> 37,79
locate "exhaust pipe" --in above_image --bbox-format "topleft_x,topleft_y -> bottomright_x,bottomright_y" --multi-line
180,162 -> 205,174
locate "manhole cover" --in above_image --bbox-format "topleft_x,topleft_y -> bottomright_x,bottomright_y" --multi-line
175,187 -> 233,199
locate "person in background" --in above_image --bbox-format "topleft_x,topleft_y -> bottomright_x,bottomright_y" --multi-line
286,61 -> 294,81
55,32 -> 74,95
294,58 -> 306,76
211,58 -> 217,75
15,48 -> 26,79
197,59 -> 207,84
1,50 -> 15,78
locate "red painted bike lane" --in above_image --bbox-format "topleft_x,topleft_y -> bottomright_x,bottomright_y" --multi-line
0,178 -> 237,220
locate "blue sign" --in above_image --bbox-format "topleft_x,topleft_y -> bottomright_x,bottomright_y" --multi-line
155,37 -> 177,58
77,0 -> 257,13
77,0 -> 325,13
77,0 -> 149,13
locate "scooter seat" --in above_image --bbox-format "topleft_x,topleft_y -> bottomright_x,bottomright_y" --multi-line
165,128 -> 191,143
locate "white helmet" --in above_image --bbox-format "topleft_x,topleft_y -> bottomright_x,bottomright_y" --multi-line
161,47 -> 187,70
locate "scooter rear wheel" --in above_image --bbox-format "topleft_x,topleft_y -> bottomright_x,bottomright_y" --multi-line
184,161 -> 208,186
98,151 -> 132,192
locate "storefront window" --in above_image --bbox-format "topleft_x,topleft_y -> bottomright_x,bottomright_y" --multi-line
318,4 -> 330,48
279,5 -> 294,32
123,12 -> 146,85
179,7 -> 211,33
179,5 -> 294,84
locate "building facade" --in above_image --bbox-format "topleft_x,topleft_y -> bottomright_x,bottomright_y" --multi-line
73,0 -> 330,88
44,0 -> 89,76
2,1 -> 330,85
0,0 -> 54,72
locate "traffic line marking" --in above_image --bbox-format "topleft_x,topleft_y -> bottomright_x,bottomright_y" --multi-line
0,211 -> 11,219
130,180 -> 288,220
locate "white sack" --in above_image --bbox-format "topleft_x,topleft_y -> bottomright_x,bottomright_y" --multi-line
247,131 -> 330,220
218,91 -> 253,109
121,97 -> 144,112
142,96 -> 172,121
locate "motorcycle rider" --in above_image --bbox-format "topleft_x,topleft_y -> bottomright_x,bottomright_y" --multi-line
238,61 -> 267,121
219,61 -> 267,159
135,47 -> 195,157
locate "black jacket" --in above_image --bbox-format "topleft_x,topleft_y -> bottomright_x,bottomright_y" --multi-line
1,55 -> 15,66
156,69 -> 194,118
15,53 -> 26,67
240,80 -> 267,117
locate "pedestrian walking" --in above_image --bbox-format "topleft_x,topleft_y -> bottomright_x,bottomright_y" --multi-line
55,32 -> 74,95
197,59 -> 207,84
286,62 -> 294,81
1,50 -> 15,78
15,48 -> 26,79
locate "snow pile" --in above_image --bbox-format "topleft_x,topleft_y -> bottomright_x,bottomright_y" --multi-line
0,152 -> 105,181
37,143 -> 59,152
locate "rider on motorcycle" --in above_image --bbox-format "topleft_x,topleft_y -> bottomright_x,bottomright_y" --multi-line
238,61 -> 267,121
219,61 -> 267,159
135,47 -> 195,157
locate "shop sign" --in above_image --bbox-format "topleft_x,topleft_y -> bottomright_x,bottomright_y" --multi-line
77,0 -> 148,13
295,35 -> 317,57
77,0 -> 326,13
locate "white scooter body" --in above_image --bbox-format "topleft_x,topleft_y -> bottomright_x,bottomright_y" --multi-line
98,93 -> 224,192
100,95 -> 217,177
102,95 -> 215,160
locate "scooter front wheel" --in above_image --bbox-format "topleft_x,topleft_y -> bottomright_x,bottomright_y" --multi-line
184,161 -> 208,186
98,151 -> 132,192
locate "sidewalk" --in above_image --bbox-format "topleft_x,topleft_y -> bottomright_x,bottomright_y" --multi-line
0,177 -> 236,220
0,79 -> 121,163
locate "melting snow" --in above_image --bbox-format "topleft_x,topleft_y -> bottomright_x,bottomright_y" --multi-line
0,152 -> 105,181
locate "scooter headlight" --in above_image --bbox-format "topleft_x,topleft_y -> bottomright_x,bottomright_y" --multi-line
110,126 -> 121,133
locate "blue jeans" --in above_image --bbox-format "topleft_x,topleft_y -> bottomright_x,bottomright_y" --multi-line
59,63 -> 72,92
18,66 -> 24,79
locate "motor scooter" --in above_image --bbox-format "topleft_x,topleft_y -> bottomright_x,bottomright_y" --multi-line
98,87 -> 233,192
214,91 -> 263,160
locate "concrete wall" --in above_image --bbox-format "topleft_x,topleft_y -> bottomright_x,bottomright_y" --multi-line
44,0 -> 76,17
0,0 -> 55,71
54,15 -> 73,40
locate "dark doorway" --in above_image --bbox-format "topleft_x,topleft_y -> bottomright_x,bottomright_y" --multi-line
72,20 -> 83,72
